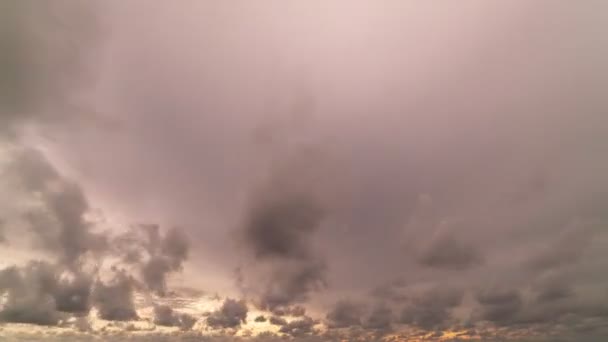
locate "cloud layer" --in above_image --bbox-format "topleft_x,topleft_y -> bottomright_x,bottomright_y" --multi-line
2,1 -> 608,341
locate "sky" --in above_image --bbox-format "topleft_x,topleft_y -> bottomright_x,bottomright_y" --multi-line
1,1 -> 608,341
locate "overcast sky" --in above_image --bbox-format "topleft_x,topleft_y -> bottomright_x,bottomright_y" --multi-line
1,1 -> 608,341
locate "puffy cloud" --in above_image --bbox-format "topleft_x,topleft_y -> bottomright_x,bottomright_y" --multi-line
114,225 -> 190,296
207,299 -> 248,329
254,315 -> 267,323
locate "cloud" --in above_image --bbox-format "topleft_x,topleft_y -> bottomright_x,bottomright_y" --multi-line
53,271 -> 93,314
0,262 -> 60,325
363,305 -> 393,331
111,224 -> 190,296
473,287 -> 523,325
92,272 -> 139,321
153,305 -> 197,330
325,300 -> 364,328
254,315 -> 267,323
416,231 -> 483,270
244,194 -> 324,260
207,298 -> 248,329
269,316 -> 287,326
239,185 -> 328,310
524,224 -> 594,271
270,305 -> 306,317
278,316 -> 317,337
399,286 -> 464,331
10,148 -> 109,268
0,1 -> 99,135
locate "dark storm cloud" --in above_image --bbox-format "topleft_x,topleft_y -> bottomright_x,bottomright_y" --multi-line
93,272 -> 139,321
53,272 -> 94,314
239,179 -> 328,310
244,194 -> 324,260
399,286 -> 464,330
153,305 -> 197,330
207,298 -> 248,329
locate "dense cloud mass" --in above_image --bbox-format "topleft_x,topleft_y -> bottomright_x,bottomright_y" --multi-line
206,299 -> 248,329
92,272 -> 139,321
153,305 -> 196,331
2,0 -> 608,341
238,185 -> 328,311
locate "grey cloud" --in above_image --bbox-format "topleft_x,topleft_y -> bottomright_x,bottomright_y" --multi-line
241,193 -> 327,311
474,287 -> 523,325
269,316 -> 287,326
370,279 -> 408,303
278,316 -> 317,337
0,262 -> 60,326
0,0 -> 99,134
260,258 -> 327,311
0,261 -> 96,325
325,300 -> 366,329
153,305 -> 197,330
271,305 -> 306,317
113,225 -> 190,296
14,148 -> 108,267
254,315 -> 267,323
93,272 -> 139,321
531,272 -> 574,303
416,231 -> 482,271
399,286 -> 464,330
206,298 -> 248,329
3,1 -> 608,340
524,225 -> 594,272
53,272 -> 93,314
244,194 -> 324,260
363,305 -> 393,331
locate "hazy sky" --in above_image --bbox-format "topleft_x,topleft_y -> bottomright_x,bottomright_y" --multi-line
1,1 -> 608,341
